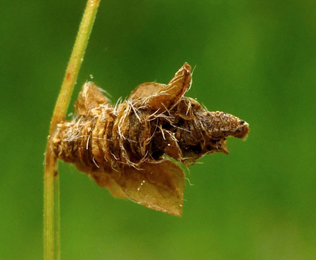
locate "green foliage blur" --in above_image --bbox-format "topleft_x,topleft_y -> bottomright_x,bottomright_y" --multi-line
1,0 -> 316,259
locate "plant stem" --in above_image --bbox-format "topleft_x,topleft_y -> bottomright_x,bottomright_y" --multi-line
43,1 -> 101,259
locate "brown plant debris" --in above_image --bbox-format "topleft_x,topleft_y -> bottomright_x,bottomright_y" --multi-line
52,62 -> 250,216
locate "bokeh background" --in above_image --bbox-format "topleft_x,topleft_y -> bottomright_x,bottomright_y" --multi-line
1,0 -> 316,259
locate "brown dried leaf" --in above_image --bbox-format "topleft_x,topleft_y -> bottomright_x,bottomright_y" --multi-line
128,63 -> 192,111
75,82 -> 110,116
115,161 -> 185,216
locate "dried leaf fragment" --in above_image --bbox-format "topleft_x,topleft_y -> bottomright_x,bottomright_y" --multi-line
52,62 -> 250,216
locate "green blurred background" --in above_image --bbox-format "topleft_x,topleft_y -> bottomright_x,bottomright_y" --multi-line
1,0 -> 316,259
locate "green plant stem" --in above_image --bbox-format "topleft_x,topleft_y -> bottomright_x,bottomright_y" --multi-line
43,1 -> 100,259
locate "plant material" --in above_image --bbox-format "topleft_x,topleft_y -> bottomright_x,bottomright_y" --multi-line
44,1 -> 101,259
52,62 -> 250,216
